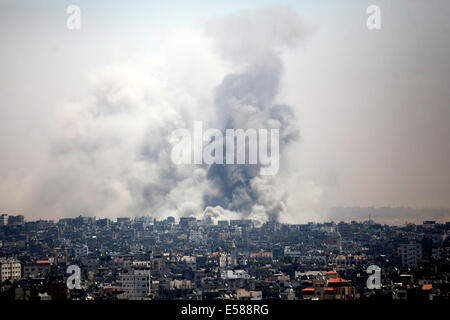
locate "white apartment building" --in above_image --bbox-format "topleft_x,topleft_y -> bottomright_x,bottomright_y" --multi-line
398,243 -> 422,267
223,269 -> 251,280
189,229 -> 205,244
1,258 -> 21,282
119,268 -> 151,300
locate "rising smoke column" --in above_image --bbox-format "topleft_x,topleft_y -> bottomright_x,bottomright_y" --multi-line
202,6 -> 308,222
25,6 -> 313,224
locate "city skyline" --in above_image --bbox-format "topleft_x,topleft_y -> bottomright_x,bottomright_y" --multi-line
1,211 -> 449,301
2,207 -> 450,226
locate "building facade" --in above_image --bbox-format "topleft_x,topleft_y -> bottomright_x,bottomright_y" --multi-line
398,243 -> 422,267
0,258 -> 21,282
119,267 -> 151,300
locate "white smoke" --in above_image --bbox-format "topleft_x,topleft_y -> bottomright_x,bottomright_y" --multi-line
43,29 -> 225,220
4,5 -> 324,223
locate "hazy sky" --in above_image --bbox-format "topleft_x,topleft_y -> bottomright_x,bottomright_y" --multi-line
0,1 -> 449,222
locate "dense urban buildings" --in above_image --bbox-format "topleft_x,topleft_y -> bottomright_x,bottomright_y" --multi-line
0,213 -> 449,300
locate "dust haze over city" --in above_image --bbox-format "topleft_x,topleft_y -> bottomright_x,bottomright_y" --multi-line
1,0 -> 450,225
2,0 -> 450,309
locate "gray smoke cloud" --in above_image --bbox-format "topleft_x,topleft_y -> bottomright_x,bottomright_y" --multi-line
2,5 -> 316,224
203,6 -> 306,222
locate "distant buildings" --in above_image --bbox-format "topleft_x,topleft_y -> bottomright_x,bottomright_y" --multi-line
180,217 -> 197,229
8,215 -> 24,227
230,240 -> 237,267
328,254 -> 366,269
301,270 -> 357,300
73,244 -> 89,259
23,260 -> 51,278
117,217 -> 132,227
189,229 -> 204,244
218,220 -> 229,228
249,252 -> 272,259
119,267 -> 151,300
223,270 -> 250,280
0,214 -> 7,227
0,214 -> 24,227
1,213 -> 449,300
398,243 -> 422,267
0,258 -> 21,282
236,288 -> 262,300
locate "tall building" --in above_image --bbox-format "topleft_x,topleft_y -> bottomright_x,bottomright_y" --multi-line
0,258 -> 21,282
189,229 -> 203,244
180,217 -> 197,229
398,243 -> 422,267
336,230 -> 343,253
119,267 -> 151,300
7,215 -> 24,227
0,214 -> 7,226
230,240 -> 237,267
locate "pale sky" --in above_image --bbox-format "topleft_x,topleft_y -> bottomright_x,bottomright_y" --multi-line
1,1 -> 449,222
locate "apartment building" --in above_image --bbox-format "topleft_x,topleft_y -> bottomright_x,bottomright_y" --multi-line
0,258 -> 21,282
398,243 -> 422,267
119,267 -> 151,300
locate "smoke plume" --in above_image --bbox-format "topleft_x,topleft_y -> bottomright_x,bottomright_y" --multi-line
3,6 -> 319,224
203,6 -> 307,222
